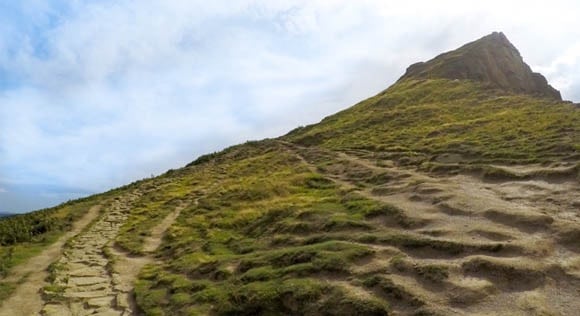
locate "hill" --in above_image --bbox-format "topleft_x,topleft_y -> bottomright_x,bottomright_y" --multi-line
0,32 -> 579,316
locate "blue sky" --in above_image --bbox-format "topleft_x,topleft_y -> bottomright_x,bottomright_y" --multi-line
1,0 -> 580,213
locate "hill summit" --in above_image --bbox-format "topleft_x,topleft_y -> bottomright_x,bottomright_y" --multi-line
399,32 -> 562,100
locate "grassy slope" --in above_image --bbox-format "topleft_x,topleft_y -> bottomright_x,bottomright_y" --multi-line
126,79 -> 578,315
285,79 -> 579,165
130,141 -> 394,315
1,78 -> 578,314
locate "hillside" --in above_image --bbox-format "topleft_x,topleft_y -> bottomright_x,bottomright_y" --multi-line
0,32 -> 579,316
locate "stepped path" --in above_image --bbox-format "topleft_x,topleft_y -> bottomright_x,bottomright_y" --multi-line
0,205 -> 103,316
40,192 -> 141,316
39,190 -> 183,316
0,190 -> 183,316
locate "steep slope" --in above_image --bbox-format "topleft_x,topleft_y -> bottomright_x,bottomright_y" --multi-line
285,79 -> 578,166
0,32 -> 579,316
398,32 -> 561,100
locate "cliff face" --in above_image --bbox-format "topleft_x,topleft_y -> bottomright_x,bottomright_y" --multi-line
398,32 -> 562,100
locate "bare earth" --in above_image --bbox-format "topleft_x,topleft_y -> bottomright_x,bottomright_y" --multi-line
286,143 -> 580,315
0,205 -> 102,316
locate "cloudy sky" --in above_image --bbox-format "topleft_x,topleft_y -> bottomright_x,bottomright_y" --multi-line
1,0 -> 579,213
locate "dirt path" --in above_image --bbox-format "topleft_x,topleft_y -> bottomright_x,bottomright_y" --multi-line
37,192 -> 183,316
108,205 -> 184,315
40,193 -> 141,316
142,206 -> 183,253
280,141 -> 580,315
0,204 -> 103,316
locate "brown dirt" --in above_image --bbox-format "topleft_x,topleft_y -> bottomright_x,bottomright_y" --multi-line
0,204 -> 103,316
282,142 -> 580,315
142,206 -> 183,253
108,205 -> 184,315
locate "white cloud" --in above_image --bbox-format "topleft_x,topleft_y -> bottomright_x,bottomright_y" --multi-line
1,0 -> 579,212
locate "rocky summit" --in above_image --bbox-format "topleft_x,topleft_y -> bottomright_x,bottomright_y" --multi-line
0,32 -> 578,316
399,32 -> 562,100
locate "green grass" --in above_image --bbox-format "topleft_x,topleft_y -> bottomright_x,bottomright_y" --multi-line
286,79 -> 579,165
127,111 -> 543,314
0,282 -> 16,303
0,199 -> 103,282
130,142 -> 402,315
2,75 -> 578,314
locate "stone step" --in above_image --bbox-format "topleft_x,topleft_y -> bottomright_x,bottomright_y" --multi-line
65,290 -> 111,299
68,282 -> 109,292
86,296 -> 115,308
115,293 -> 130,310
69,276 -> 110,286
70,268 -> 104,277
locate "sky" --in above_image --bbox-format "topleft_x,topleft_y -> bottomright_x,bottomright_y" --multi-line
1,0 -> 580,213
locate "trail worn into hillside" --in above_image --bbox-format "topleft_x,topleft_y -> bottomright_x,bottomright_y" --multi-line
40,193 -> 141,316
0,205 -> 103,316
281,141 -> 580,316
37,190 -> 183,316
108,205 -> 184,314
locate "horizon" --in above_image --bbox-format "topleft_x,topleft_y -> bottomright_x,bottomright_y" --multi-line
2,1 -> 580,214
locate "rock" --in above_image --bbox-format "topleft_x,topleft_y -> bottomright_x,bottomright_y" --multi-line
93,310 -> 124,316
71,282 -> 108,292
69,268 -> 103,277
86,296 -> 114,308
69,276 -> 109,286
116,293 -> 130,309
65,290 -> 111,299
398,32 -> 562,100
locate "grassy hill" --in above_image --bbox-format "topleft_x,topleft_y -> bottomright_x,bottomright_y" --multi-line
0,33 -> 579,315
125,78 -> 579,315
286,78 -> 579,167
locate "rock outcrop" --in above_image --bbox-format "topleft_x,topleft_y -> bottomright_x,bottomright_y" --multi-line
398,32 -> 562,100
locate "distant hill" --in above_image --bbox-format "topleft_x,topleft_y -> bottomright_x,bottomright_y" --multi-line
1,32 -> 579,315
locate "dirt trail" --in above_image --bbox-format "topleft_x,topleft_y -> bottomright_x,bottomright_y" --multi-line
37,192 -> 183,316
40,193 -> 141,316
108,205 -> 184,315
281,142 -> 580,315
143,207 -> 183,253
0,205 -> 103,316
